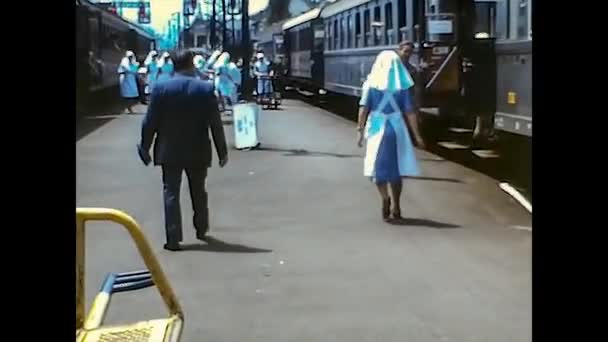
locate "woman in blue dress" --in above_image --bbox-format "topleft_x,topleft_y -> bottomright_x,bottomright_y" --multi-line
213,52 -> 240,109
143,50 -> 159,96
156,52 -> 174,83
117,50 -> 140,114
357,50 -> 426,221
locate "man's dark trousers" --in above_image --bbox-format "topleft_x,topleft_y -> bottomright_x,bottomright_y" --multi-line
162,164 -> 209,244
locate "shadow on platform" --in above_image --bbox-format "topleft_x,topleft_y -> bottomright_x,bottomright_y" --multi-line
255,146 -> 361,159
77,99 -> 145,141
389,217 -> 461,228
76,117 -> 115,141
180,236 -> 272,253
404,176 -> 463,183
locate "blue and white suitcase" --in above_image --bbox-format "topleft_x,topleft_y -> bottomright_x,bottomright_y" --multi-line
233,103 -> 260,150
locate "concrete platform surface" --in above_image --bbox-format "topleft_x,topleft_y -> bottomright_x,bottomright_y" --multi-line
77,100 -> 531,342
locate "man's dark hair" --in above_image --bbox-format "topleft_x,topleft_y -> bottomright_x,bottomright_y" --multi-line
171,49 -> 196,72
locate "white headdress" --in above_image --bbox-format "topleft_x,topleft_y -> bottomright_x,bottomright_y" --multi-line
365,50 -> 414,91
204,50 -> 222,70
157,52 -> 173,67
120,51 -> 135,69
213,52 -> 231,69
144,50 -> 158,65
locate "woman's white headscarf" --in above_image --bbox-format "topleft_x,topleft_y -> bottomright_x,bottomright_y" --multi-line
365,50 -> 414,91
157,52 -> 172,67
204,50 -> 222,70
213,52 -> 231,69
144,50 -> 158,65
120,50 -> 136,68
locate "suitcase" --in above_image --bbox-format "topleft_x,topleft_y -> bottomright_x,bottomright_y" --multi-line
233,103 -> 260,150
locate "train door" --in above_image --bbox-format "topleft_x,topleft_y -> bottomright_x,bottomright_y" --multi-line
417,0 -> 462,117
461,1 -> 498,140
312,20 -> 325,87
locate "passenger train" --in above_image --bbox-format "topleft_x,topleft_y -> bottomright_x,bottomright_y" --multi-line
279,0 -> 532,139
76,0 -> 156,110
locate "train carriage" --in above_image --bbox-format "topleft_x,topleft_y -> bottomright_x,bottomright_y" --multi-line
281,0 -> 532,139
76,0 -> 156,110
282,8 -> 325,94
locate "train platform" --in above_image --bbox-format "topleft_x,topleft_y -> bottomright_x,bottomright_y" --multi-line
77,99 -> 531,342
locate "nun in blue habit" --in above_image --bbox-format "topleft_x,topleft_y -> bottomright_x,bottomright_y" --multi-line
144,50 -> 159,95
213,52 -> 240,108
156,52 -> 174,83
356,50 -> 426,222
117,50 -> 140,114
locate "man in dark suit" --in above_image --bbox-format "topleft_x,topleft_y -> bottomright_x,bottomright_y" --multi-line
138,49 -> 228,251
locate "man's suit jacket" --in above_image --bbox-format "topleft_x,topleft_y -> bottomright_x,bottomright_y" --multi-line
140,73 -> 227,167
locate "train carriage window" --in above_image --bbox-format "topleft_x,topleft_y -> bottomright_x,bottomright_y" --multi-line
529,0 -> 532,38
398,0 -> 407,41
340,18 -> 345,49
494,0 -> 508,40
517,0 -> 530,39
385,3 -> 394,45
504,0 -> 531,40
298,28 -> 305,52
314,24 -> 324,52
298,28 -> 303,52
306,26 -> 314,51
330,22 -> 334,50
325,23 -> 330,50
363,9 -> 370,47
355,12 -> 361,48
88,17 -> 100,56
297,29 -> 301,51
347,15 -> 352,48
296,28 -> 301,52
334,20 -> 339,50
373,6 -> 381,45
293,30 -> 299,52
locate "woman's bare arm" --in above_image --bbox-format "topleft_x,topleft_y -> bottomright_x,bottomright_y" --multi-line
357,106 -> 370,147
405,112 -> 426,148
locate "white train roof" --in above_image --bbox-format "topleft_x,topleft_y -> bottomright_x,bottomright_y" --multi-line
321,0 -> 372,18
282,8 -> 322,31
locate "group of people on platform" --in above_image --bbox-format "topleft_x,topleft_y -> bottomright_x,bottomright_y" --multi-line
134,42 -> 427,251
118,48 -> 284,115
117,50 -> 174,114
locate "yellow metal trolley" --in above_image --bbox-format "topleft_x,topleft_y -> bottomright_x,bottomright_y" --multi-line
76,208 -> 184,342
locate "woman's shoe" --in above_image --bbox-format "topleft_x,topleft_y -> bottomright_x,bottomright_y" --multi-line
382,198 -> 391,222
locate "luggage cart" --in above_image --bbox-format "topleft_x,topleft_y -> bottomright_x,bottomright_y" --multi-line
76,208 -> 184,342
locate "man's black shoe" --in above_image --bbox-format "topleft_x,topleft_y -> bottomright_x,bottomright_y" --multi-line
196,231 -> 210,242
163,243 -> 181,251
